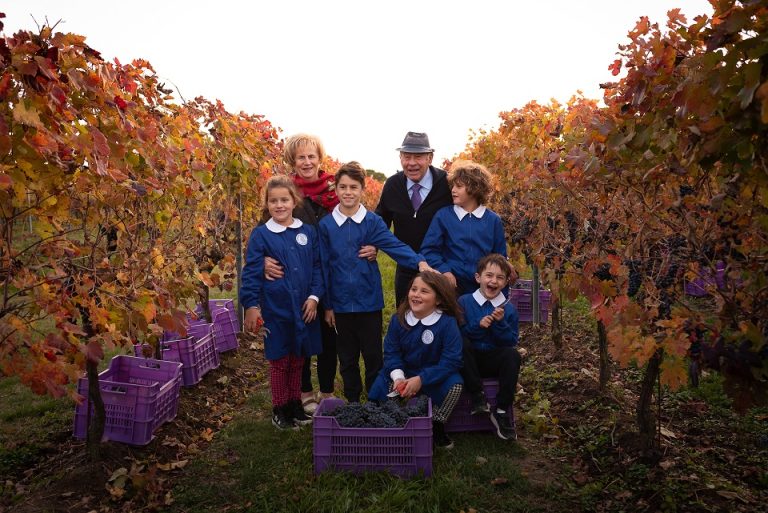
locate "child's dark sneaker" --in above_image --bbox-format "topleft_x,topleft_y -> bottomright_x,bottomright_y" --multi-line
289,399 -> 313,427
490,410 -> 517,440
470,391 -> 490,415
432,421 -> 454,450
272,405 -> 299,431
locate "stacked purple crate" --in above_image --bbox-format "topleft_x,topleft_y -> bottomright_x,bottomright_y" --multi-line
212,309 -> 239,353
313,398 -> 433,478
73,355 -> 183,445
445,379 -> 515,434
209,299 -> 235,319
684,261 -> 726,297
507,280 -> 552,323
141,322 -> 220,386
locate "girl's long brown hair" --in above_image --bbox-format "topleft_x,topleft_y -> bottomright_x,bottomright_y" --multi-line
397,272 -> 463,327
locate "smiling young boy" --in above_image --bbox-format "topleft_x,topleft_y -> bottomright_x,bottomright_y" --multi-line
457,253 -> 521,440
420,160 -> 507,295
318,161 -> 434,403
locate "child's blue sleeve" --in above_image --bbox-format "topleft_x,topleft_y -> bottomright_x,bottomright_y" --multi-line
318,221 -> 333,307
491,212 -> 508,257
458,296 -> 486,340
490,304 -> 519,347
240,228 -> 265,309
418,318 -> 463,386
382,316 -> 406,375
308,226 -> 324,300
368,215 -> 423,269
420,210 -> 450,273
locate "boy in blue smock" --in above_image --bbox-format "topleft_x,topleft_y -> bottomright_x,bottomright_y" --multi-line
241,176 -> 323,430
458,253 -> 521,441
421,160 -> 507,295
319,161 -> 434,403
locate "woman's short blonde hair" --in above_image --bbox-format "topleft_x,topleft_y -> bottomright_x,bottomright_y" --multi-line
283,133 -> 326,170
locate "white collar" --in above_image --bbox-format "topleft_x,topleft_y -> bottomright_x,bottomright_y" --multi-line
266,218 -> 303,233
405,309 -> 443,326
472,289 -> 506,307
406,168 -> 433,191
453,204 -> 486,220
331,204 -> 367,226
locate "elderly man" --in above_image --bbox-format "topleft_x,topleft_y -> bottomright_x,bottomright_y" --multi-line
376,131 -> 452,305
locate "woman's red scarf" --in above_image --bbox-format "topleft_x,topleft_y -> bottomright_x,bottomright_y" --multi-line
293,171 -> 339,213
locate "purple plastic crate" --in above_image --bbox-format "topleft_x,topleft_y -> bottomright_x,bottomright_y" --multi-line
507,288 -> 551,323
162,331 -> 219,386
141,324 -> 220,386
209,299 -> 235,320
212,309 -> 239,353
445,379 -> 515,433
73,355 -> 182,445
161,317 -> 210,343
313,398 -> 433,478
684,261 -> 726,297
508,280 -> 551,323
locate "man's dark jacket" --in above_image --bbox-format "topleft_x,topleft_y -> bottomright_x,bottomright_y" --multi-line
375,165 -> 452,254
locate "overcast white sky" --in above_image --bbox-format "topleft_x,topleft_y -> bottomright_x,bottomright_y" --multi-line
4,1 -> 713,175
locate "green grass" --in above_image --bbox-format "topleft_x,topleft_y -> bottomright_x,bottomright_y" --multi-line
0,377 -> 72,479
171,390 -> 553,513
171,252 -> 564,512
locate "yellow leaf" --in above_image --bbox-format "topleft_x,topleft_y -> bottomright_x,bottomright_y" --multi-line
13,101 -> 43,128
660,358 -> 687,390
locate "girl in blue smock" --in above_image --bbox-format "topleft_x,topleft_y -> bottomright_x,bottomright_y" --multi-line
368,272 -> 464,449
241,176 -> 323,431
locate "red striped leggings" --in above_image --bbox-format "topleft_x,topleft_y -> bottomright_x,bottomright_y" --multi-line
269,354 -> 304,407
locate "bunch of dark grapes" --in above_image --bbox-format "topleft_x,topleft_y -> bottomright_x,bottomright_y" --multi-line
403,395 -> 430,417
565,211 -> 578,243
625,259 -> 643,297
510,217 -> 533,244
593,263 -> 613,282
330,396 -> 429,428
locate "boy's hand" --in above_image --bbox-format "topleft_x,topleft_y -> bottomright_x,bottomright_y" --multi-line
442,271 -> 457,288
358,245 -> 378,261
302,297 -> 318,323
417,261 -> 437,274
479,315 -> 494,328
491,306 -> 505,322
324,309 -> 336,330
263,256 -> 284,281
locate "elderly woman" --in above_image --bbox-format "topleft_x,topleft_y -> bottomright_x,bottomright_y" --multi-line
264,134 -> 376,413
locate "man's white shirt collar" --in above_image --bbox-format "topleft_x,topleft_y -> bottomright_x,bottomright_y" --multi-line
332,204 -> 367,226
266,218 -> 303,233
405,309 -> 443,326
472,289 -> 506,307
406,168 -> 433,192
453,204 -> 486,220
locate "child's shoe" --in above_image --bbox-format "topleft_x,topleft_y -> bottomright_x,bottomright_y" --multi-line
432,421 -> 454,450
290,399 -> 314,427
470,391 -> 490,415
301,392 -> 319,414
490,409 -> 517,440
272,405 -> 298,431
